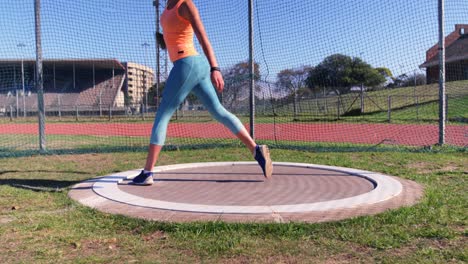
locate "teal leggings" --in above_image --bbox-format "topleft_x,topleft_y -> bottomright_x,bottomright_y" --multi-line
150,55 -> 244,145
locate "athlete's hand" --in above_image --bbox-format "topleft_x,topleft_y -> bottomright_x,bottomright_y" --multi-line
211,71 -> 224,93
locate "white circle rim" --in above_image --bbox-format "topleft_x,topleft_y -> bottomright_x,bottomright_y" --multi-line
88,162 -> 402,214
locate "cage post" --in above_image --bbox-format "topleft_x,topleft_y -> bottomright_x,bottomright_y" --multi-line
15,89 -> 19,118
58,95 -> 61,120
35,0 -> 46,152
416,96 -> 419,121
387,96 -> 392,123
153,0 -> 161,108
360,83 -> 364,113
438,0 -> 446,145
336,97 -> 341,120
9,105 -> 13,121
248,0 -> 255,139
53,62 -> 56,90
18,43 -> 27,118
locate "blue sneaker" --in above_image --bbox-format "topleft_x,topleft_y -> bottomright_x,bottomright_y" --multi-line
254,145 -> 273,179
131,170 -> 154,186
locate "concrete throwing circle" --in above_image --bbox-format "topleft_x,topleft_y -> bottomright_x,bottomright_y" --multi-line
69,162 -> 424,222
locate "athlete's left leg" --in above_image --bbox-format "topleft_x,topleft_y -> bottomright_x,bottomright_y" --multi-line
192,78 -> 272,178
191,77 -> 256,152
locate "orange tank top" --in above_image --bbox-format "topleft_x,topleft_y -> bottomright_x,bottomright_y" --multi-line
160,0 -> 199,62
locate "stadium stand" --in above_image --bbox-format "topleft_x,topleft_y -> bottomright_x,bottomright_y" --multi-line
0,59 -> 130,114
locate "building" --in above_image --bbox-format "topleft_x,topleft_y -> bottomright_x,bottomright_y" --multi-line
420,24 -> 468,84
118,62 -> 155,108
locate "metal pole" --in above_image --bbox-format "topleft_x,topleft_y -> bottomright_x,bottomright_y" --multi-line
142,42 -> 150,113
360,83 -> 364,113
35,0 -> 46,151
388,96 -> 392,123
9,105 -> 13,121
99,89 -> 102,116
13,64 -> 16,93
73,62 -> 75,90
112,64 -> 115,110
18,43 -> 26,117
248,0 -> 255,139
58,95 -> 61,119
22,59 -> 25,117
15,72 -> 19,118
53,62 -> 56,90
93,63 -> 95,90
153,0 -> 160,108
337,97 -> 341,120
13,65 -> 16,116
438,0 -> 446,145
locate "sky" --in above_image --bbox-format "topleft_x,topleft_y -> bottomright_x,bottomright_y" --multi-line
0,0 -> 467,82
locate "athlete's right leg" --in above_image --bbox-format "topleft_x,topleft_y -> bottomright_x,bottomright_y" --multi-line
133,58 -> 199,185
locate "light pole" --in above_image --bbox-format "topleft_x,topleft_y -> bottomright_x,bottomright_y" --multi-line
142,42 -> 150,114
153,0 -> 161,108
18,43 -> 26,117
359,52 -> 364,113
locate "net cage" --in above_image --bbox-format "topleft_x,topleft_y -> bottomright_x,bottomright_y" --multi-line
0,0 -> 466,156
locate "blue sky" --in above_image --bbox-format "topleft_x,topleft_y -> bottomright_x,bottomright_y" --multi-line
1,0 -> 467,82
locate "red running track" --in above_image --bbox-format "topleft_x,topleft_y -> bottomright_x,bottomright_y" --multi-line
0,123 -> 466,147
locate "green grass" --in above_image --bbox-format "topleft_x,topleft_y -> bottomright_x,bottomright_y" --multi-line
0,147 -> 466,263
2,133 -> 465,159
366,95 -> 468,123
0,134 -> 244,158
273,80 -> 468,123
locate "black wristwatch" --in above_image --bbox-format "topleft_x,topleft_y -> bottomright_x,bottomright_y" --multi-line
210,66 -> 221,73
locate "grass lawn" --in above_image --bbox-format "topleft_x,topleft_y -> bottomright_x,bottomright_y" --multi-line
0,147 -> 466,263
366,95 -> 468,124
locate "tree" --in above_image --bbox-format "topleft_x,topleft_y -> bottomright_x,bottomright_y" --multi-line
148,81 -> 165,106
222,61 -> 261,110
401,72 -> 426,87
373,67 -> 394,90
375,67 -> 393,79
306,54 -> 386,95
276,66 -> 313,118
387,72 -> 426,88
123,92 -> 133,107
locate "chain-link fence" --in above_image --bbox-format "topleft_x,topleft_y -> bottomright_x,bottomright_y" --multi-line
0,0 -> 467,156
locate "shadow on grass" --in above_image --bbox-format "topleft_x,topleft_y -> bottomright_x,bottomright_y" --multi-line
0,169 -> 89,176
0,168 -> 88,192
0,178 -> 81,192
0,143 -> 238,159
